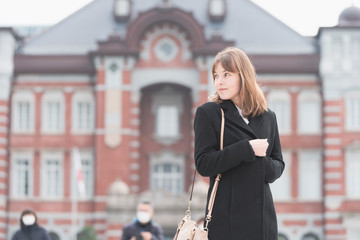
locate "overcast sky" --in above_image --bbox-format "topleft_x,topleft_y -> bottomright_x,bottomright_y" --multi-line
0,0 -> 359,36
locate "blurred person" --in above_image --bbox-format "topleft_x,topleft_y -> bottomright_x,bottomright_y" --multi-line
194,47 -> 285,240
11,209 -> 51,240
122,201 -> 164,240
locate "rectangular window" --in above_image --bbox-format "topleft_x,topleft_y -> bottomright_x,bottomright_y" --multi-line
346,96 -> 360,130
270,151 -> 291,201
156,106 -> 179,138
82,157 -> 93,197
151,162 -> 183,195
346,149 -> 360,198
16,101 -> 31,131
41,153 -> 63,198
270,100 -> 290,134
298,101 -> 321,134
71,150 -> 94,198
348,229 -> 360,240
12,157 -> 32,197
298,150 -> 322,200
77,101 -> 92,131
45,101 -> 61,132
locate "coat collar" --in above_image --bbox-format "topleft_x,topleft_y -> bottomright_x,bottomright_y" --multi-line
219,100 -> 265,138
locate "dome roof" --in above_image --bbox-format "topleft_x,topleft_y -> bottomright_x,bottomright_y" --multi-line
108,178 -> 129,195
339,6 -> 360,26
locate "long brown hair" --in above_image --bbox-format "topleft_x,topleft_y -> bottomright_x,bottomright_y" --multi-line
209,47 -> 267,118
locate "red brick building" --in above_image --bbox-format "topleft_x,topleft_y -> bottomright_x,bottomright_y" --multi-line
0,0 -> 360,240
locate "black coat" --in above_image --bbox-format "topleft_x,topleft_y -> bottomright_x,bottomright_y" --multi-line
11,225 -> 51,240
121,220 -> 164,240
194,100 -> 285,240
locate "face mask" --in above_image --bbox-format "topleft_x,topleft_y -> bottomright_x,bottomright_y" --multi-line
137,211 -> 151,224
22,215 -> 36,226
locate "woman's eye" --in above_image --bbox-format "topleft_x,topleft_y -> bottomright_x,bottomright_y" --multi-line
224,73 -> 230,77
214,75 -> 219,79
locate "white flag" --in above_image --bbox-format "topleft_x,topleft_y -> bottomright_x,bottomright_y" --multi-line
73,148 -> 86,198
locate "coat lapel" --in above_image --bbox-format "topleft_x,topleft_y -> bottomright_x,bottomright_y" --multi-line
248,112 -> 265,136
219,100 -> 258,139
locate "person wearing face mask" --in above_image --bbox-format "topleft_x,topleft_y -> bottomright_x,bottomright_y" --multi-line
121,201 -> 164,240
11,209 -> 51,240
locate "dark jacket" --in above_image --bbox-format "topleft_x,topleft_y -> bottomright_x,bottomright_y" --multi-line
194,100 -> 285,240
11,225 -> 51,240
121,220 -> 164,240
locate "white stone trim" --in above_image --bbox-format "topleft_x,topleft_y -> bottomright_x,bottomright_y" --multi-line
324,116 -> 341,124
15,74 -> 92,83
324,138 -> 342,145
324,127 -> 341,134
324,184 -> 342,191
324,106 -> 341,113
324,149 -> 342,157
0,106 -> 8,113
129,163 -> 140,170
132,68 -> 199,101
324,161 -> 342,168
325,172 -> 342,179
95,128 -> 138,136
257,74 -> 319,82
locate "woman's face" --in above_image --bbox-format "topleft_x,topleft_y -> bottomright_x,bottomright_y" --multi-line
214,63 -> 241,105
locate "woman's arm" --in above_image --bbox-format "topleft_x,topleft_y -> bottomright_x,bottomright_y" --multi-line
194,106 -> 256,177
264,112 -> 285,183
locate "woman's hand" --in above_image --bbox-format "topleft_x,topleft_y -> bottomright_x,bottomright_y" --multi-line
249,139 -> 268,157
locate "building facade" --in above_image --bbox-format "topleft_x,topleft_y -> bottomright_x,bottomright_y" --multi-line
0,0 -> 359,239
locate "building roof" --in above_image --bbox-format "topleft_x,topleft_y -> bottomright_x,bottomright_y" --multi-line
0,27 -> 22,40
18,0 -> 316,55
338,6 -> 360,26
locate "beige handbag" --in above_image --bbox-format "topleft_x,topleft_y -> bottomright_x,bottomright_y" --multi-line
173,109 -> 225,240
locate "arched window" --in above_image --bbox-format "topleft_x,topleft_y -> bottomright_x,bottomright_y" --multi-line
12,90 -> 35,133
297,90 -> 321,134
42,90 -> 65,134
72,90 -> 95,134
302,233 -> 319,240
267,90 -> 291,135
150,151 -> 184,195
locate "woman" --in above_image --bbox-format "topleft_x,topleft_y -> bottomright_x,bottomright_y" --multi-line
194,47 -> 285,240
11,209 -> 51,240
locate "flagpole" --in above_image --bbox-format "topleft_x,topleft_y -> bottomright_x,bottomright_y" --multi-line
72,147 -> 87,240
71,148 -> 78,240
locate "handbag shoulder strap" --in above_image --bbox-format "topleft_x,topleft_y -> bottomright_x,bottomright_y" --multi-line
187,108 -> 225,230
204,108 -> 224,230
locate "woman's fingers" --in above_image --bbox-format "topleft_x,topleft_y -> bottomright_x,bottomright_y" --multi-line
249,139 -> 268,157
